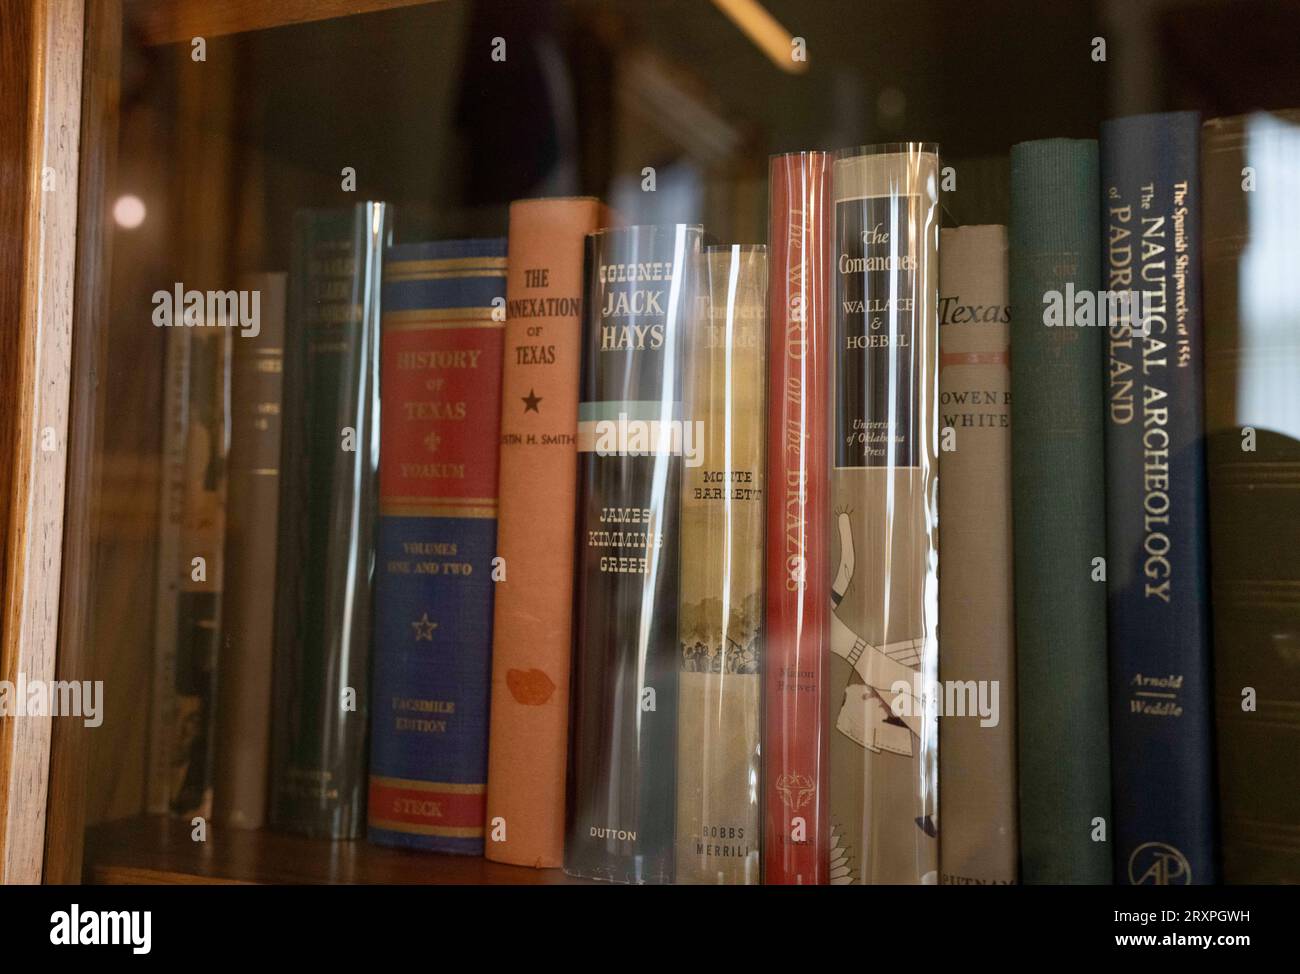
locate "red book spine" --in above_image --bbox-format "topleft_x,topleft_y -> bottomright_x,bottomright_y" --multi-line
764,152 -> 831,884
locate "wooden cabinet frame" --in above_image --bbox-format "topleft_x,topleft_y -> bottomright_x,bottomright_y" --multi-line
0,0 -> 85,886
3,0 -> 455,887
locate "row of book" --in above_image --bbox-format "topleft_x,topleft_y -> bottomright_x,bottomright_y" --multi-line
149,108 -> 1300,884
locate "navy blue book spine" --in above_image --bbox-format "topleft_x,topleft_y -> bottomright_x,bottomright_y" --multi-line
1101,111 -> 1218,884
367,239 -> 506,855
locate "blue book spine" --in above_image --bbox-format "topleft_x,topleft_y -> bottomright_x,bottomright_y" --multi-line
1101,111 -> 1218,884
368,239 -> 506,854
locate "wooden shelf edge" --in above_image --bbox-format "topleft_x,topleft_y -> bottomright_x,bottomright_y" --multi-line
128,0 -> 443,47
84,815 -> 586,885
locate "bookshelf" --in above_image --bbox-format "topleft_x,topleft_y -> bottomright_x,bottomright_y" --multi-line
84,816 -> 584,884
126,0 -> 436,46
0,0 -> 1294,888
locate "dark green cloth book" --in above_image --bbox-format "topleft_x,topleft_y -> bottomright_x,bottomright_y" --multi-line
1010,139 -> 1113,884
268,203 -> 390,839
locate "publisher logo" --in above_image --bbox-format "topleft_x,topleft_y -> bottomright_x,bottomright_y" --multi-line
775,771 -> 816,810
1128,842 -> 1192,885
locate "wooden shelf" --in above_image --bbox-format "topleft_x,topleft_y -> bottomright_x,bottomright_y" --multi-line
84,816 -> 585,884
128,0 -> 439,46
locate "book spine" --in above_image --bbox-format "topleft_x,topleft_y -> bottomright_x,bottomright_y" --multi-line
367,238 -> 506,855
485,198 -> 603,868
148,327 -> 190,815
1010,139 -> 1112,883
214,271 -> 287,829
763,151 -> 832,885
829,144 -> 940,885
151,326 -> 231,819
937,225 -> 1018,885
269,203 -> 388,839
565,223 -> 701,884
674,245 -> 767,885
1203,109 -> 1300,883
1101,111 -> 1217,885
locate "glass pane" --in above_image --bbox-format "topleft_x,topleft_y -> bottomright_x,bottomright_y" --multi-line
63,0 -> 1300,888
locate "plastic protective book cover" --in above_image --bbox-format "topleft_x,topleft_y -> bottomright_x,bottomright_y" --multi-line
674,244 -> 767,884
764,151 -> 832,885
565,223 -> 702,884
268,202 -> 388,839
828,143 -> 941,884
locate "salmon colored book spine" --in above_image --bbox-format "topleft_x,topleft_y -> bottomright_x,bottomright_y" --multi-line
764,153 -> 832,883
485,197 -> 606,867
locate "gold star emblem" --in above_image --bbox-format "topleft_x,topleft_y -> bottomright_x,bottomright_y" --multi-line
423,430 -> 442,453
411,612 -> 438,641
